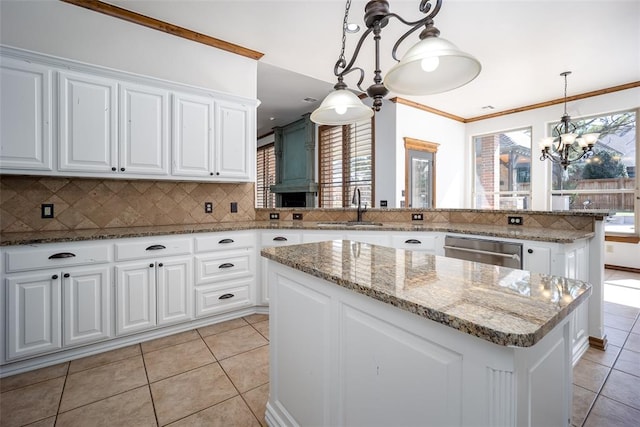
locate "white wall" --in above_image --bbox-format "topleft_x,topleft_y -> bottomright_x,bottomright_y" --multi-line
0,0 -> 257,99
395,103 -> 467,208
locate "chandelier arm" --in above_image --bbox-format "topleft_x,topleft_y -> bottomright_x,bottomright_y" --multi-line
340,66 -> 367,91
335,26 -> 374,79
390,19 -> 431,62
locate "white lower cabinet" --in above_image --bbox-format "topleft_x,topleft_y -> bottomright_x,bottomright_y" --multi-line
6,272 -> 61,360
116,257 -> 192,336
259,231 -> 302,305
7,265 -> 111,360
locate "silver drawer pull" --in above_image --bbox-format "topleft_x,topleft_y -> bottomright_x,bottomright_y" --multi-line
218,238 -> 234,244
48,252 -> 75,259
219,263 -> 235,269
146,245 -> 166,251
404,239 -> 422,244
273,236 -> 288,241
218,293 -> 235,300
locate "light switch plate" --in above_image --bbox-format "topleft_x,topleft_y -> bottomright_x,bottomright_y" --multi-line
41,204 -> 54,219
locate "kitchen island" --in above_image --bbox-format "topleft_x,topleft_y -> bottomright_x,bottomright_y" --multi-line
261,240 -> 592,427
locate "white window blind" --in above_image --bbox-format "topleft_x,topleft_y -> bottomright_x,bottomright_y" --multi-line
256,143 -> 275,208
319,119 -> 373,208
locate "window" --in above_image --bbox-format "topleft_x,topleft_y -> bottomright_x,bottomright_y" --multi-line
256,143 -> 275,208
473,128 -> 532,209
319,119 -> 374,208
550,110 -> 637,235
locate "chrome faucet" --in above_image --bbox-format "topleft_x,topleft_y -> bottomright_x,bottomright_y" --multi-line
352,187 -> 367,222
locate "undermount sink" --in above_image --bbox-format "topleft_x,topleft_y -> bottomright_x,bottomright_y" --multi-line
316,221 -> 384,227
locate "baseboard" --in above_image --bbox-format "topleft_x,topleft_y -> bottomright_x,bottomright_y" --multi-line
588,335 -> 608,351
604,264 -> 640,274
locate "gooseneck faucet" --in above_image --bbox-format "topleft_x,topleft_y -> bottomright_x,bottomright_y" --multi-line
352,187 -> 367,222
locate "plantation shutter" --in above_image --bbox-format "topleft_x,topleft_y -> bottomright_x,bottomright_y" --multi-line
256,143 -> 275,208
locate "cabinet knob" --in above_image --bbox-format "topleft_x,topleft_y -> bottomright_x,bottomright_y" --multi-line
52,274 -> 58,280
63,273 -> 70,278
120,167 -> 125,172
158,263 -> 163,267
112,167 -> 117,172
216,172 -> 220,176
149,263 -> 154,268
527,249 -> 533,254
210,172 -> 214,176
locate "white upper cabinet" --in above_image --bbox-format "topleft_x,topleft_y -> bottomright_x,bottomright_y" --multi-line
0,47 -> 256,182
0,58 -> 53,171
58,70 -> 117,173
215,99 -> 253,180
172,92 -> 215,178
119,83 -> 169,176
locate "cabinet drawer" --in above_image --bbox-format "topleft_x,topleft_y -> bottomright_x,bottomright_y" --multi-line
391,234 -> 438,252
195,282 -> 251,318
195,249 -> 253,284
260,231 -> 302,247
195,231 -> 255,252
4,244 -> 111,273
115,238 -> 191,261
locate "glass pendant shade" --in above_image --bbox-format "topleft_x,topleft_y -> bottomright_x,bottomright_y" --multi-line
384,36 -> 481,95
310,88 -> 373,125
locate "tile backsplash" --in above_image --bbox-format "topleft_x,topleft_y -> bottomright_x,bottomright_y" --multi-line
0,176 -> 255,233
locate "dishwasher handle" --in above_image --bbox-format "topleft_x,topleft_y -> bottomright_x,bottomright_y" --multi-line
443,245 -> 521,262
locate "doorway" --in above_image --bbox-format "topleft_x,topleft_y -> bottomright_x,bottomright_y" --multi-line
404,138 -> 439,208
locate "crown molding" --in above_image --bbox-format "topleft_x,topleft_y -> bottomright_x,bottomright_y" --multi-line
391,97 -> 466,122
60,0 -> 264,60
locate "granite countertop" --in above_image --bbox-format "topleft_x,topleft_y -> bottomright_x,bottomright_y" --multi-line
0,221 -> 593,246
261,240 -> 592,347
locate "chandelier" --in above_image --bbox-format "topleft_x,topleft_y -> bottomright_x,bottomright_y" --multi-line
539,71 -> 600,170
310,0 -> 481,125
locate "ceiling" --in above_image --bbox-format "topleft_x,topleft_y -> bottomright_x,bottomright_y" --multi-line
106,0 -> 640,136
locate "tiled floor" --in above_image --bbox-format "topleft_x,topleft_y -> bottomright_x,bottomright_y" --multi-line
1,270 -> 639,427
0,314 -> 270,427
572,269 -> 640,427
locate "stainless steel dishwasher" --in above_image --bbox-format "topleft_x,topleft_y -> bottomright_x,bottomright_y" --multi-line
443,235 -> 522,269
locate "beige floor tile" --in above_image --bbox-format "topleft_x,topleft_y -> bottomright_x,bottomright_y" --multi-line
220,345 -> 269,393
243,383 -> 270,427
59,355 -> 148,412
167,395 -> 260,427
197,318 -> 249,338
0,377 -> 64,427
604,301 -> 640,320
144,338 -> 216,383
243,314 -> 268,324
573,358 -> 611,393
614,349 -> 640,378
151,363 -> 237,426
141,329 -> 200,353
252,320 -> 269,340
605,327 -> 630,347
204,325 -> 268,360
23,416 -> 56,427
0,363 -> 68,393
584,395 -> 640,427
572,384 -> 597,427
604,313 -> 638,332
581,344 -> 621,367
601,369 -> 640,410
623,332 -> 640,353
56,386 -> 156,427
68,344 -> 141,374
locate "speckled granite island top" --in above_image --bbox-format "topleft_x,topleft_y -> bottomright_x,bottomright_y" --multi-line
261,240 -> 592,347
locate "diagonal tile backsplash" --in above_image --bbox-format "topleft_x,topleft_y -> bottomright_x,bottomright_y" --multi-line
0,176 -> 255,233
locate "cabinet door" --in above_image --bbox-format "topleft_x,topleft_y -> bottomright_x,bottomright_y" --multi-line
523,244 -> 552,274
0,58 -> 53,171
119,83 -> 169,175
6,272 -> 62,360
115,262 -> 156,335
59,71 -> 117,172
215,99 -> 253,180
172,92 -> 214,177
156,258 -> 193,326
62,266 -> 111,347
